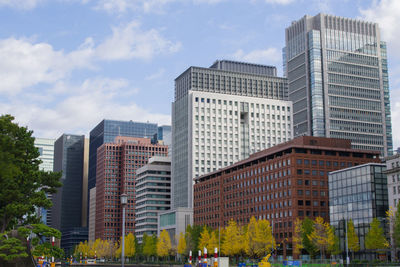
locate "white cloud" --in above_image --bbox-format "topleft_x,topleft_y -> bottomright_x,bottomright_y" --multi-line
0,21 -> 180,94
2,77 -> 170,139
230,48 -> 281,65
359,0 -> 400,58
0,37 -> 93,94
96,21 -> 181,61
0,0 -> 43,9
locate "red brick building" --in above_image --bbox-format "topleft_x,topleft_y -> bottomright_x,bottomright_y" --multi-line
95,137 -> 168,242
193,136 -> 380,256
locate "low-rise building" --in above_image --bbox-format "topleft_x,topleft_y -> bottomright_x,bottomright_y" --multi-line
193,136 -> 380,258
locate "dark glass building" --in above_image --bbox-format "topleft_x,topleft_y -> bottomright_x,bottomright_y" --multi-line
329,163 -> 388,260
88,120 -> 158,192
51,134 -> 87,252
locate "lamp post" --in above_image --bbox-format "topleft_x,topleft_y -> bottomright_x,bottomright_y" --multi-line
120,193 -> 128,267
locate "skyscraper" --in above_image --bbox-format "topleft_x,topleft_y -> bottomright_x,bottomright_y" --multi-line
284,13 -> 393,156
172,60 -> 291,209
95,137 -> 168,242
88,120 -> 158,192
34,137 -> 55,226
51,134 -> 87,253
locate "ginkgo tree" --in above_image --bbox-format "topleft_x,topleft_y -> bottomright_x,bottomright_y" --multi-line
365,218 -> 389,253
157,230 -> 172,260
292,218 -> 303,258
347,219 -> 360,259
308,217 -> 335,259
177,232 -> 186,261
221,219 -> 244,261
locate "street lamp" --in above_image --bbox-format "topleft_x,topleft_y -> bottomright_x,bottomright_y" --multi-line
120,193 -> 128,267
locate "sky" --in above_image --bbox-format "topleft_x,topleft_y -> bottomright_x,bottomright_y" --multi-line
0,0 -> 399,149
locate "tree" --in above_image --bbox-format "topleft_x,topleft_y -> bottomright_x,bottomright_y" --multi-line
198,227 -> 211,253
393,205 -> 400,247
308,217 -> 335,259
0,115 -> 62,232
125,233 -> 136,259
347,219 -> 360,259
254,219 -> 275,258
245,216 -> 258,258
292,218 -> 303,257
221,219 -> 244,259
301,217 -> 318,258
186,224 -> 202,252
329,228 -> 341,256
365,218 -> 389,251
157,230 -> 172,259
143,233 -> 157,260
177,232 -> 186,260
208,230 -> 218,254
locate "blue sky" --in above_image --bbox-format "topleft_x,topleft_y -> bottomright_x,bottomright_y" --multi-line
0,0 -> 399,149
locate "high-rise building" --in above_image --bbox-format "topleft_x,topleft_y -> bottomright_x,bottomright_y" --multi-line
88,120 -> 158,192
34,137 -> 55,226
135,156 -> 171,243
88,187 -> 96,242
193,136 -> 380,258
51,134 -> 88,253
172,60 -> 290,209
95,137 -> 168,242
329,163 -> 388,260
284,13 -> 393,156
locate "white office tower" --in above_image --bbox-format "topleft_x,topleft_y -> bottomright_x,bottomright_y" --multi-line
172,60 -> 292,209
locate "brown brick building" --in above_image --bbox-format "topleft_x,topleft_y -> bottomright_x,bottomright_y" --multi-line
95,137 -> 168,242
193,136 -> 380,256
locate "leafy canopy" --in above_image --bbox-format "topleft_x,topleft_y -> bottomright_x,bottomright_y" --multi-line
0,114 -> 62,232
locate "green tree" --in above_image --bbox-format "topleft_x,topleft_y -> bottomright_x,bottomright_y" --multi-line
329,228 -> 341,256
157,230 -> 172,258
0,115 -> 62,265
186,224 -> 202,252
0,115 -> 62,232
347,219 -> 360,259
301,217 -> 318,258
365,218 -> 389,251
393,205 -> 400,248
143,233 -> 157,260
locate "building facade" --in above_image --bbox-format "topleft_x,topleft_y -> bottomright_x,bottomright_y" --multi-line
385,154 -> 400,209
135,156 -> 171,243
34,137 -> 55,226
172,60 -> 290,209
88,120 -> 158,192
284,13 -> 393,156
88,187 -> 96,242
158,207 -> 193,246
193,136 -> 380,257
329,163 -> 388,260
95,137 -> 168,242
51,134 -> 87,253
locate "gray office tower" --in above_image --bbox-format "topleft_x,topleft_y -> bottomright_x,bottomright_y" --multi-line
88,120 -> 158,192
51,134 -> 87,253
172,60 -> 289,209
284,13 -> 393,156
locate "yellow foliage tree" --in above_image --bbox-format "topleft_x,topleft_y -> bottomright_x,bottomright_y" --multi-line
74,240 -> 90,259
221,219 -> 244,258
255,219 -> 275,258
125,233 -> 136,259
177,232 -> 186,258
245,216 -> 258,258
347,219 -> 360,259
308,217 -> 335,259
208,231 -> 219,253
292,218 -> 303,257
199,227 -> 211,253
157,229 -> 172,258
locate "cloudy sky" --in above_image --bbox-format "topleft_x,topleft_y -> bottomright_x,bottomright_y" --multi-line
0,0 -> 399,149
